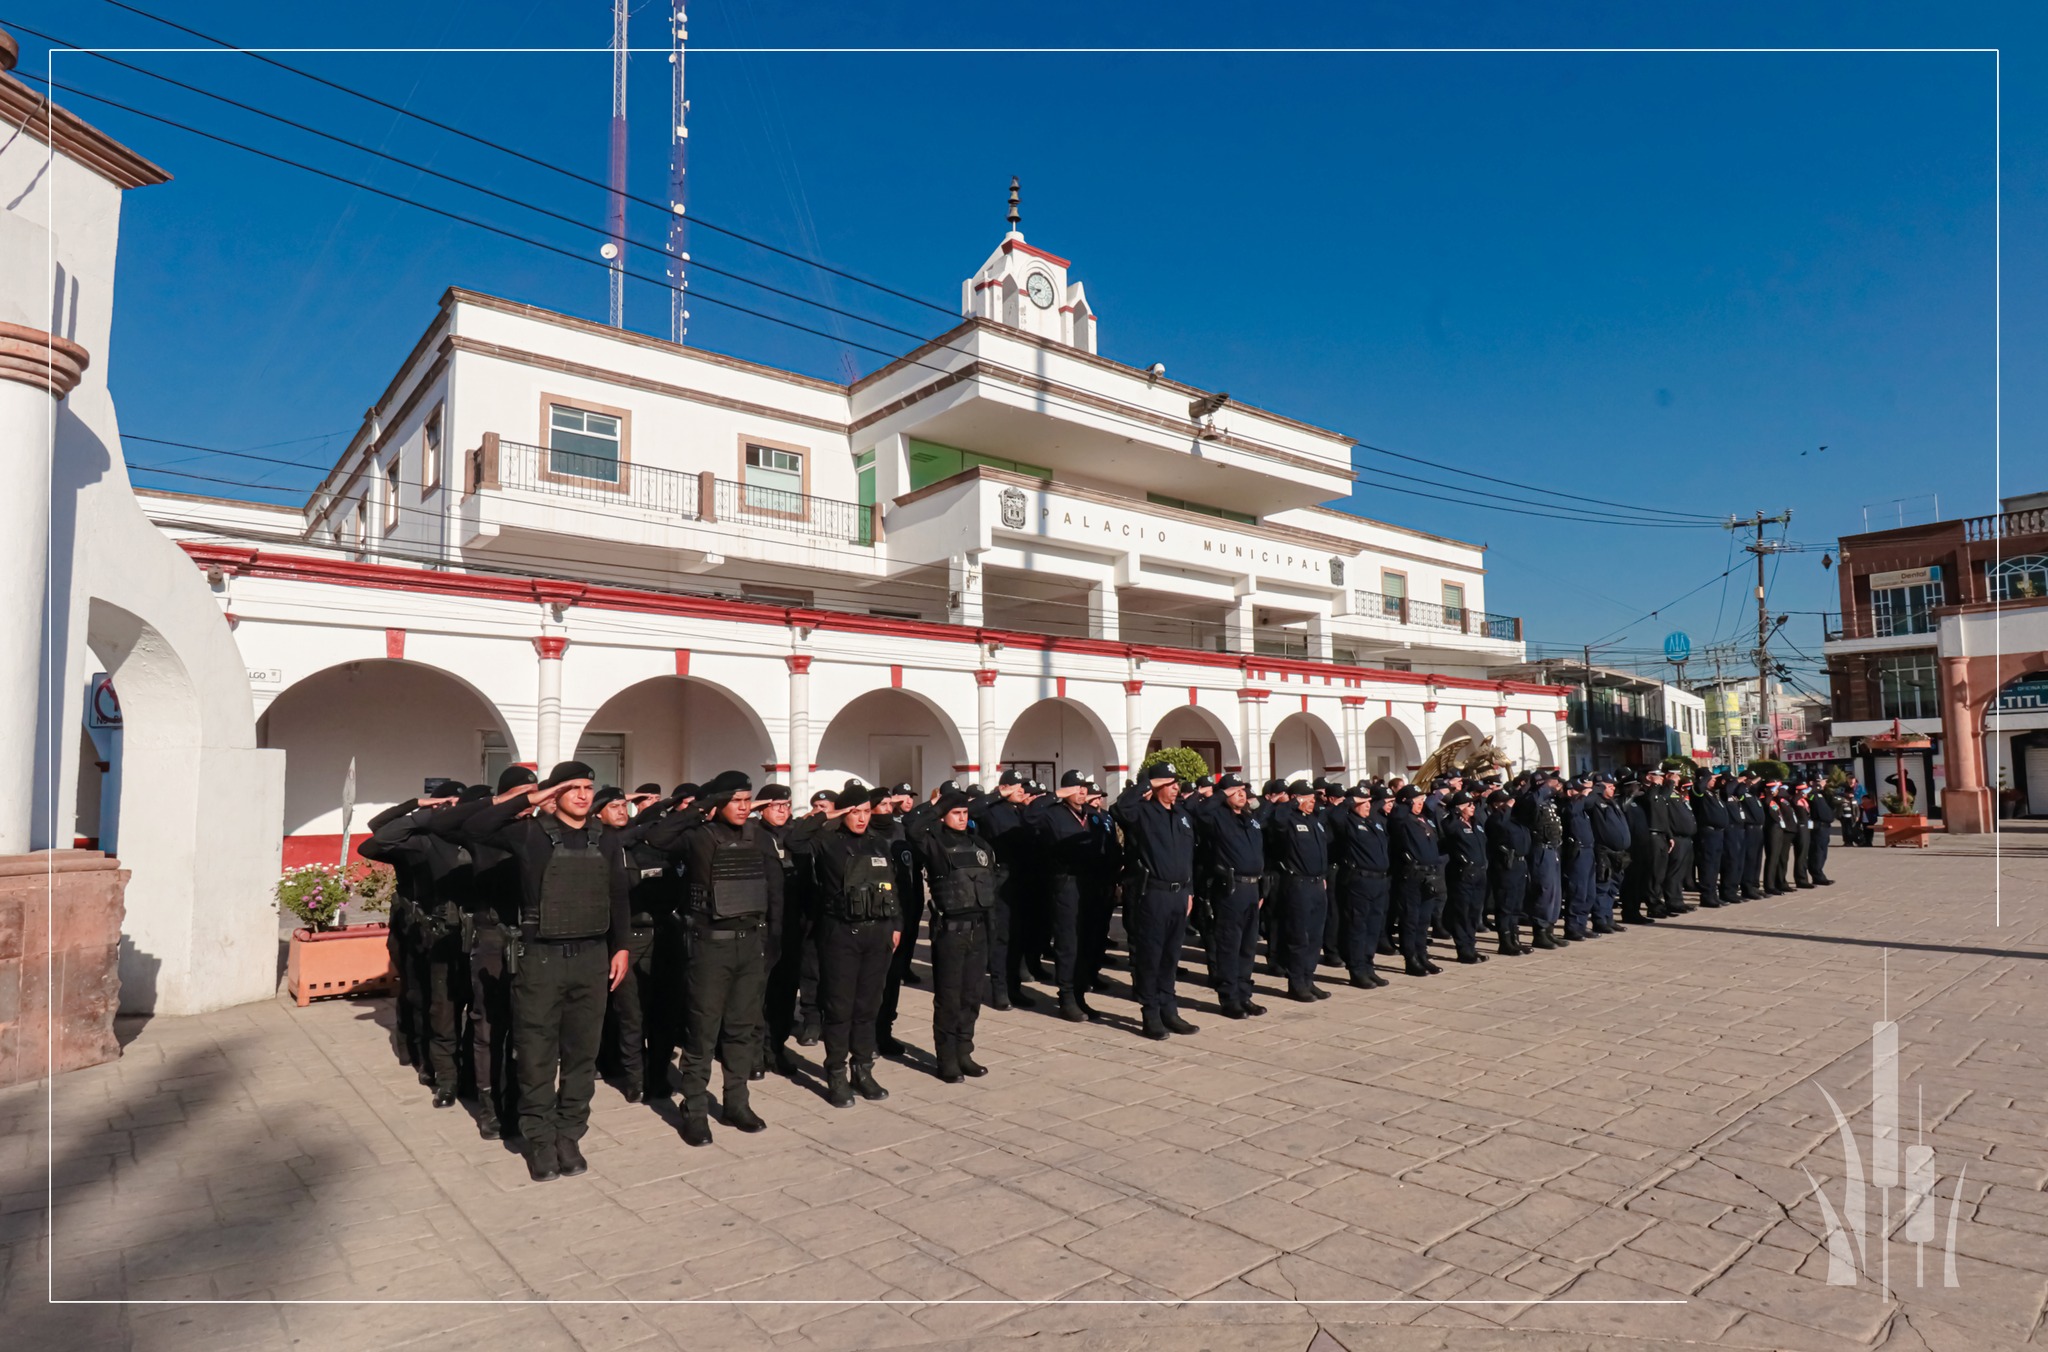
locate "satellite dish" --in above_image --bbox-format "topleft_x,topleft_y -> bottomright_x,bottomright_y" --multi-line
599,242 -> 620,260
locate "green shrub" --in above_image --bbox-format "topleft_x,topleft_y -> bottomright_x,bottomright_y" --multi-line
1147,744 -> 1212,784
1746,758 -> 1791,782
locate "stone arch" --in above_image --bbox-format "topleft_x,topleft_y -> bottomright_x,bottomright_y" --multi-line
1440,718 -> 1488,750
1269,710 -> 1344,783
816,687 -> 970,793
569,674 -> 776,792
1148,704 -> 1241,777
1363,716 -> 1420,780
1001,696 -> 1119,786
1514,721 -> 1555,770
257,658 -> 517,855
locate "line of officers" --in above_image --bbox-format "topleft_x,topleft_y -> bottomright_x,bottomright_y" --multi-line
360,756 -> 1846,1183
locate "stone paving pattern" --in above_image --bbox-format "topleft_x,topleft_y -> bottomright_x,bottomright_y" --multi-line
4,843 -> 2044,1351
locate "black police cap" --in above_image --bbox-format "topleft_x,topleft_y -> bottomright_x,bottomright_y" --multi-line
541,760 -> 596,789
496,765 -> 539,793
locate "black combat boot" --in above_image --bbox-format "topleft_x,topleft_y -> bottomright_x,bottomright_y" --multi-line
852,1061 -> 890,1102
876,1027 -> 905,1057
1140,1008 -> 1170,1040
680,1109 -> 714,1148
1007,984 -> 1037,1010
957,1050 -> 988,1077
1457,952 -> 1488,965
796,1012 -> 822,1046
524,1140 -> 560,1182
723,1086 -> 767,1133
1162,1012 -> 1198,1035
433,1086 -> 457,1109
772,1042 -> 803,1077
1058,990 -> 1087,1023
826,1062 -> 856,1108
1244,999 -> 1269,1015
554,1137 -> 588,1177
1530,927 -> 1557,950
935,1040 -> 964,1084
476,1105 -> 502,1141
1290,979 -> 1321,1001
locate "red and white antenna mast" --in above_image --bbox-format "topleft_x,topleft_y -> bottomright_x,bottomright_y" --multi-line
668,3 -> 689,344
605,0 -> 628,328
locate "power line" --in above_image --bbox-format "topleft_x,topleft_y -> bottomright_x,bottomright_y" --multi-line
87,0 -> 963,321
1584,562 -> 1746,648
1353,468 -> 1723,531
1356,441 -> 1727,524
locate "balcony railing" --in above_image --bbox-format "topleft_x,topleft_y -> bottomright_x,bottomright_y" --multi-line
1822,607 -> 1941,642
1962,507 -> 2048,542
468,435 -> 877,547
1353,589 -> 1522,641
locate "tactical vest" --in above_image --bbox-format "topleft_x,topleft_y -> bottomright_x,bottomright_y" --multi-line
931,837 -> 996,917
532,818 -> 612,940
829,843 -> 897,923
694,823 -> 770,922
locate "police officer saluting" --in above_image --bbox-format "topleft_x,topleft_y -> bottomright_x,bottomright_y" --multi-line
1389,785 -> 1445,977
1265,780 -> 1334,1003
917,790 -> 997,1081
1440,791 -> 1489,965
1192,772 -> 1270,1015
1112,762 -> 1199,1040
643,770 -> 785,1146
810,789 -> 900,1107
1327,782 -> 1394,989
1027,770 -> 1101,1023
448,761 -> 631,1182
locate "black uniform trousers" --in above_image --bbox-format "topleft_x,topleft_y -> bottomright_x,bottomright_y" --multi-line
1743,826 -> 1765,896
1207,876 -> 1262,1007
986,872 -> 1022,997
1526,846 -> 1561,930
389,902 -> 421,1065
819,917 -> 895,1068
1445,868 -> 1484,960
767,900 -> 813,1046
1491,859 -> 1527,943
930,912 -> 988,1069
1791,827 -> 1813,886
1718,830 -> 1745,904
417,910 -> 468,1091
677,919 -> 767,1108
509,938 -> 609,1146
1045,873 -> 1084,995
1662,837 -> 1694,913
1336,870 -> 1391,978
1321,873 -> 1343,958
1695,827 -> 1722,904
604,923 -> 668,1093
1764,830 -> 1792,893
1561,847 -> 1595,938
1590,852 -> 1620,928
1395,869 -> 1438,969
1276,874 -> 1329,986
1126,879 -> 1189,1017
1808,825 -> 1832,881
1077,879 -> 1117,993
467,923 -> 515,1120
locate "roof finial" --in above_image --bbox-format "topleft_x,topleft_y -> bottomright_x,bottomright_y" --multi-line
1006,175 -> 1021,233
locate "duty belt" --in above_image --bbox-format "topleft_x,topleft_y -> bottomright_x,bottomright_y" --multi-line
1342,868 -> 1388,879
1232,871 -> 1265,883
1147,877 -> 1191,890
630,912 -> 657,928
938,914 -> 986,931
697,924 -> 762,941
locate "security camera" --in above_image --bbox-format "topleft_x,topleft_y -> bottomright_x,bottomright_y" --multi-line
1147,363 -> 1165,382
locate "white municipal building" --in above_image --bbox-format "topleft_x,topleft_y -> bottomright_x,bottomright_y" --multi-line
140,208 -> 1572,866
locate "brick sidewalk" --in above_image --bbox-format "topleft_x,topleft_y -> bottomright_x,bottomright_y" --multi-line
5,845 -> 2043,1352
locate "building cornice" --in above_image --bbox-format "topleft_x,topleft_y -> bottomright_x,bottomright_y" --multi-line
0,72 -> 171,191
179,541 -> 1569,701
0,321 -> 89,397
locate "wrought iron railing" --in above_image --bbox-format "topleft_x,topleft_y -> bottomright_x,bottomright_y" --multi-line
494,439 -> 700,516
1352,589 -> 1521,641
713,478 -> 874,546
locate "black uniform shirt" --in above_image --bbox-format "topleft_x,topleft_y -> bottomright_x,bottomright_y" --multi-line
811,825 -> 901,933
1195,797 -> 1268,876
450,797 -> 631,953
1263,804 -> 1330,878
1111,785 -> 1197,885
1327,808 -> 1391,875
1389,808 -> 1443,871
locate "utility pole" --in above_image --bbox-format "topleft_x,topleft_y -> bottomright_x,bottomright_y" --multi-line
1727,510 -> 1794,765
668,1 -> 690,344
606,0 -> 629,329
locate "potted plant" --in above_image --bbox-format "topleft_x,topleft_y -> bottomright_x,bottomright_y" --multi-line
1880,793 -> 1931,848
282,862 -> 399,1006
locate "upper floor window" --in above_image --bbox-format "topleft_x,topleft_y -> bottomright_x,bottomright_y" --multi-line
1442,582 -> 1466,625
1876,654 -> 1938,720
548,404 -> 622,483
1991,554 -> 2048,601
1870,573 -> 1942,636
380,458 -> 399,533
1380,570 -> 1406,618
421,406 -> 444,491
743,443 -> 805,515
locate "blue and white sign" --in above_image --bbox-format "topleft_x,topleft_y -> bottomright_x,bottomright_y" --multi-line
1663,631 -> 1692,664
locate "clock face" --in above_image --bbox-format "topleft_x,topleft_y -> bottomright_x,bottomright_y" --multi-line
1026,272 -> 1056,309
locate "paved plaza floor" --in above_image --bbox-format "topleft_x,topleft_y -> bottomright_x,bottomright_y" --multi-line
5,841 -> 2045,1352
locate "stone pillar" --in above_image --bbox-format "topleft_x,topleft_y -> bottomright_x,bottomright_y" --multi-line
1494,704 -> 1512,767
1556,708 -> 1572,775
1223,589 -> 1255,654
1421,698 -> 1440,755
948,553 -> 983,628
533,635 -> 568,768
1124,680 -> 1146,779
0,852 -> 129,1086
1341,696 -> 1367,778
0,323 -> 89,854
1239,688 -> 1269,784
1304,613 -> 1332,663
786,654 -> 813,804
1940,656 -> 1990,833
975,669 -> 999,780
1088,581 -> 1119,641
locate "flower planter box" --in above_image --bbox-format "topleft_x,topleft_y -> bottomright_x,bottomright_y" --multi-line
1882,814 -> 1933,848
287,924 -> 397,1006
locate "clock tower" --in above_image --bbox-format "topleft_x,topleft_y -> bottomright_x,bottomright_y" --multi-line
960,178 -> 1098,354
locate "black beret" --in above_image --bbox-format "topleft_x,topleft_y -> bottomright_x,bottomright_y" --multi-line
1396,785 -> 1421,802
673,782 -> 701,800
1369,784 -> 1392,801
424,777 -> 465,799
756,784 -> 791,802
592,786 -> 626,811
840,778 -> 869,799
1141,761 -> 1177,784
458,784 -> 494,803
541,760 -> 596,789
1447,791 -> 1473,807
964,783 -> 985,797
634,782 -> 664,796
935,791 -> 972,815
1487,790 -> 1511,807
866,787 -> 892,808
703,770 -> 752,797
935,779 -> 961,797
497,765 -> 539,793
890,782 -> 914,797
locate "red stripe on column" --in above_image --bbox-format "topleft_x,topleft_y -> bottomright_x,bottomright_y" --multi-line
1057,677 -> 1067,698
674,649 -> 690,676
891,665 -> 904,689
384,628 -> 405,660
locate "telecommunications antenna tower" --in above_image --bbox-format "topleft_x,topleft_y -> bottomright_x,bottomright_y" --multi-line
669,3 -> 690,344
606,0 -> 628,328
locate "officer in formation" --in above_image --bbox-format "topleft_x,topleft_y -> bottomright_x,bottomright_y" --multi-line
362,756 -> 1855,1181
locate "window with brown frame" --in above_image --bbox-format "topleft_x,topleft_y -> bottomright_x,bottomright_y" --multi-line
547,403 -> 624,484
421,405 -> 444,491
1379,569 -> 1407,618
741,440 -> 806,517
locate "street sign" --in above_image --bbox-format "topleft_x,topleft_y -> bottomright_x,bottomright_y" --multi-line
1663,631 -> 1692,664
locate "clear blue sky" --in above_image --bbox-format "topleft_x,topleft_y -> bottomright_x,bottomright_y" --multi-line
14,1 -> 2038,689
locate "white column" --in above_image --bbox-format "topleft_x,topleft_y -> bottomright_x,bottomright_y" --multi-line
1088,581 -> 1119,641
1341,697 -> 1365,778
1223,585 -> 1255,654
948,553 -> 983,628
1305,612 -> 1332,662
1557,708 -> 1573,774
1421,696 -> 1440,754
1124,679 -> 1146,777
786,654 -> 812,803
1494,704 -> 1512,766
1239,689 -> 1268,783
533,635 -> 567,768
0,326 -> 85,853
976,669 -> 999,779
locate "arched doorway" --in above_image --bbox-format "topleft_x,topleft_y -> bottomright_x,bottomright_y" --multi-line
1514,721 -> 1555,771
815,688 -> 968,793
1268,710 -> 1343,783
1001,697 -> 1117,787
1439,718 -> 1488,751
1148,706 -> 1240,778
1363,716 -> 1420,780
258,659 -> 515,866
571,675 -> 776,792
